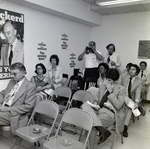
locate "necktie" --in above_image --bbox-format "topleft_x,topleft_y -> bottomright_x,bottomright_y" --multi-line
107,56 -> 110,64
9,44 -> 13,65
99,90 -> 110,108
3,83 -> 19,106
128,77 -> 132,98
141,71 -> 143,78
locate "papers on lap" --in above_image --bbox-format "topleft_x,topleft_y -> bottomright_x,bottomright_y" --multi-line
127,100 -> 141,117
86,101 -> 100,110
44,89 -> 54,96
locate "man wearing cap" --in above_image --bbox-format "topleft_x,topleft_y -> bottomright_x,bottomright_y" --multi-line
78,41 -> 103,84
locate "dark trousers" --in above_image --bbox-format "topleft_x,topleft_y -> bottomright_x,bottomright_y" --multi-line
84,67 -> 99,87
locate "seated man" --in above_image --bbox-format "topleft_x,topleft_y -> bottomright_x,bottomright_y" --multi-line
81,68 -> 126,148
0,62 -> 36,133
121,63 -> 146,138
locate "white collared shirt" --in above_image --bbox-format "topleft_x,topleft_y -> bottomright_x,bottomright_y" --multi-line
84,50 -> 102,68
3,77 -> 25,106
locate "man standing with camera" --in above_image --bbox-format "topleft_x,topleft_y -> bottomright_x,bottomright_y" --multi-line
78,41 -> 103,83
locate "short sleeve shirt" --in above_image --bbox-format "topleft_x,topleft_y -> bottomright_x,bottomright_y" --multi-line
84,51 -> 101,68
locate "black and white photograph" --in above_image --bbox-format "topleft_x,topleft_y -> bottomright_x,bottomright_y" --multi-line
0,1 -> 150,149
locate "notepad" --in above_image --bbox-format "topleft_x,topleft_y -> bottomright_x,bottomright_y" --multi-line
127,100 -> 141,117
132,108 -> 141,117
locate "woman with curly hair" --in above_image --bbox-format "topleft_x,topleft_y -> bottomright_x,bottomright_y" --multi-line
45,54 -> 62,89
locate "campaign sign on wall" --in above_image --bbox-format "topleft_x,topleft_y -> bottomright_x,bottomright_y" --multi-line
0,9 -> 24,79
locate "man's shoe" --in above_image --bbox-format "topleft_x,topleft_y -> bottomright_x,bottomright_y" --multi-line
98,130 -> 111,144
123,130 -> 128,137
142,110 -> 146,116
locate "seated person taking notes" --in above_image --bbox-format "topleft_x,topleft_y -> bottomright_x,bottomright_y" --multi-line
81,68 -> 126,148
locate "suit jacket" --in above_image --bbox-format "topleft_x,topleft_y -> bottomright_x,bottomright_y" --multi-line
81,83 -> 125,133
138,69 -> 150,93
121,74 -> 142,102
106,83 -> 126,132
0,39 -> 24,66
0,77 -> 36,133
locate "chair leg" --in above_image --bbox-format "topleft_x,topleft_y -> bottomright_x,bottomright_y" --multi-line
17,138 -> 23,149
10,136 -> 21,149
87,140 -> 90,149
110,133 -> 116,149
132,114 -> 135,123
120,132 -> 124,144
79,129 -> 84,141
0,129 -> 3,135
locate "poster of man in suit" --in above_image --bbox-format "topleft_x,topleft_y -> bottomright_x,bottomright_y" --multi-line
0,9 -> 24,80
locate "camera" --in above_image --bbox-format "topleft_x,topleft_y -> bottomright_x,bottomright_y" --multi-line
86,46 -> 94,53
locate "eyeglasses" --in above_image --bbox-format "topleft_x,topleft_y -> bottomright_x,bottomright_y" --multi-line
10,72 -> 18,76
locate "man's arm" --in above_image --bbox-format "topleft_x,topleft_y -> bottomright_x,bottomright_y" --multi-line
93,50 -> 103,61
135,84 -> 142,103
78,48 -> 86,61
9,84 -> 36,116
108,87 -> 126,110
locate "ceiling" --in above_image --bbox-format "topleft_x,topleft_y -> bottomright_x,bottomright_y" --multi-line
83,0 -> 150,15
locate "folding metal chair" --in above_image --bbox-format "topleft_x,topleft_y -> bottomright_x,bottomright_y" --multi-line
13,100 -> 59,149
68,90 -> 94,109
50,86 -> 72,113
43,108 -> 93,149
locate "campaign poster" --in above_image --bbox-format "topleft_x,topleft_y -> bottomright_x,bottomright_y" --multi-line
0,9 -> 24,80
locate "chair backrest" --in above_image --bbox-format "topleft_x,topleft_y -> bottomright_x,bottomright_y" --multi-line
84,77 -> 98,90
51,86 -> 72,111
28,100 -> 59,126
52,86 -> 72,99
68,75 -> 84,91
56,108 -> 93,149
69,90 -> 94,108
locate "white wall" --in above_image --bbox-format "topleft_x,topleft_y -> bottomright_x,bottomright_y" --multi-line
0,1 -> 91,91
1,1 -> 150,92
91,12 -> 150,71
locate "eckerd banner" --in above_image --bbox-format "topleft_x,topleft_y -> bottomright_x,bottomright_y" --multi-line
0,9 -> 24,80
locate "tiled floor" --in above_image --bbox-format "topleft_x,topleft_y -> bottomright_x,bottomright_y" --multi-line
0,104 -> 150,149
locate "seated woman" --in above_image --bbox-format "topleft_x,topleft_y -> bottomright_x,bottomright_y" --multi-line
31,63 -> 52,103
45,54 -> 62,89
81,68 -> 126,148
87,63 -> 109,103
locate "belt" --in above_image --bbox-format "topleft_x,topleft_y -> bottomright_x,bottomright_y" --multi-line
103,106 -> 115,114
